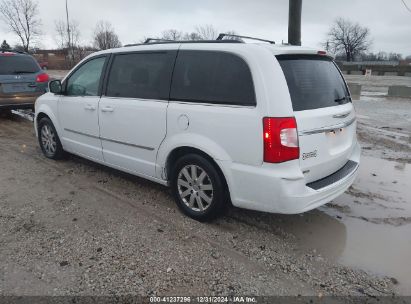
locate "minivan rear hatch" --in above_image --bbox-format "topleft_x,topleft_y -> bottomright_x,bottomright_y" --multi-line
277,54 -> 357,184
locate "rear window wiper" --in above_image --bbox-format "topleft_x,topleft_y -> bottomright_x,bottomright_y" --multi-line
335,96 -> 351,103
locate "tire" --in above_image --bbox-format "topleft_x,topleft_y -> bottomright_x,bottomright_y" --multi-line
0,109 -> 12,117
171,153 -> 227,222
38,117 -> 64,160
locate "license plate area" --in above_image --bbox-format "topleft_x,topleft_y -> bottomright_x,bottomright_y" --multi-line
326,124 -> 354,155
1,83 -> 35,94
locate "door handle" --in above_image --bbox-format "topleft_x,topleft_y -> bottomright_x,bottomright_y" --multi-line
84,104 -> 96,111
101,106 -> 114,113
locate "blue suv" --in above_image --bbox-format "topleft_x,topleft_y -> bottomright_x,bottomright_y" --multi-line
0,49 -> 49,111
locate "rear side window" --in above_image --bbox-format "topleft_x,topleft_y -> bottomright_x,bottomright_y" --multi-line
106,52 -> 176,100
0,55 -> 40,75
170,51 -> 256,106
277,55 -> 350,111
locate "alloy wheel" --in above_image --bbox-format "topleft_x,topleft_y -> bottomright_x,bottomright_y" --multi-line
41,124 -> 57,156
177,165 -> 214,212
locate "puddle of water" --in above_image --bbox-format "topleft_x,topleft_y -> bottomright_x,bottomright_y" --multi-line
282,156 -> 411,295
338,156 -> 411,218
327,156 -> 411,295
335,216 -> 411,293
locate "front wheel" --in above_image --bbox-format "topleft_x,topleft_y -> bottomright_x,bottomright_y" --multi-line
0,109 -> 12,117
171,154 -> 227,222
38,117 -> 64,160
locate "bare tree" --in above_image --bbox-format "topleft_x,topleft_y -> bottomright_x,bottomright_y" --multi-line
146,25 -> 237,43
183,32 -> 202,41
388,52 -> 403,61
195,24 -> 218,40
0,0 -> 41,52
54,20 -> 66,50
160,29 -> 183,41
325,18 -> 371,62
93,21 -> 122,50
376,51 -> 387,61
54,19 -> 81,68
160,30 -> 203,41
55,19 -> 80,50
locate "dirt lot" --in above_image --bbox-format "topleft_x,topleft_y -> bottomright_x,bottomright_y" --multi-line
0,74 -> 410,298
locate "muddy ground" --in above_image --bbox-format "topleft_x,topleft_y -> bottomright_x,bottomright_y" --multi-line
0,74 -> 410,298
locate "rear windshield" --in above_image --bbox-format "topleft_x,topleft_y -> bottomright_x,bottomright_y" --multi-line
277,55 -> 350,111
0,55 -> 40,75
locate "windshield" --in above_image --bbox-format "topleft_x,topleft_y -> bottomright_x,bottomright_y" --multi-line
0,55 -> 40,75
277,55 -> 350,112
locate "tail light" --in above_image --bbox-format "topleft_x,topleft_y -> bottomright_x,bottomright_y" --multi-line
0,52 -> 15,56
36,73 -> 49,83
263,117 -> 299,163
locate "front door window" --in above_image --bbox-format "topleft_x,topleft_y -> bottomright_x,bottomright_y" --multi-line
66,57 -> 106,96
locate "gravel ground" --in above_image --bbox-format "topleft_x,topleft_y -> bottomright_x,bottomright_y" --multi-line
0,113 -> 397,297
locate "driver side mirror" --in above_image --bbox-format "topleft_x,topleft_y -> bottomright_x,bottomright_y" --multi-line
49,80 -> 63,94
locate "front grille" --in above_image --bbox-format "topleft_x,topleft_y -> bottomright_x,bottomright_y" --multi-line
307,160 -> 358,190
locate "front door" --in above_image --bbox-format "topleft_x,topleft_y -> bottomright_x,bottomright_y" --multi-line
58,56 -> 107,162
99,51 -> 176,178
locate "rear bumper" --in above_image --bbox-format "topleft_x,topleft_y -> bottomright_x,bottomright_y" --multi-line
0,96 -> 39,109
218,142 -> 361,214
0,103 -> 35,110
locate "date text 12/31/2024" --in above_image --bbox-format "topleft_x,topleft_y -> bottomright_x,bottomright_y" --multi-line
149,296 -> 257,303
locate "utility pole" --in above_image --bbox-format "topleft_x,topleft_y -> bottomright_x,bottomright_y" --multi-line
65,0 -> 73,67
288,0 -> 302,46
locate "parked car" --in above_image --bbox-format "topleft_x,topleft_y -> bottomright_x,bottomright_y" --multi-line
34,35 -> 360,221
39,61 -> 49,70
0,49 -> 49,111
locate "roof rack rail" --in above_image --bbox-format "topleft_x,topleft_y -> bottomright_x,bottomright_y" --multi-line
0,48 -> 27,54
124,39 -> 243,47
217,33 -> 275,44
144,38 -> 174,44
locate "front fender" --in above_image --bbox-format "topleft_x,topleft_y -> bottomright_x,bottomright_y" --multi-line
34,100 -> 61,139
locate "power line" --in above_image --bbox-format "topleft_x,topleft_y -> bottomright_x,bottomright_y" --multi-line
401,0 -> 411,13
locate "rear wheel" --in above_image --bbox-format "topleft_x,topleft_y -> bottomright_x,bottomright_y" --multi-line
171,154 -> 227,221
38,117 -> 64,160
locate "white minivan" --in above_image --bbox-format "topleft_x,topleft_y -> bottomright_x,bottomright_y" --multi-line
35,35 -> 360,221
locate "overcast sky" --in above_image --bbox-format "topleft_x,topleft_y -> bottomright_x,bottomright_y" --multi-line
1,0 -> 410,55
